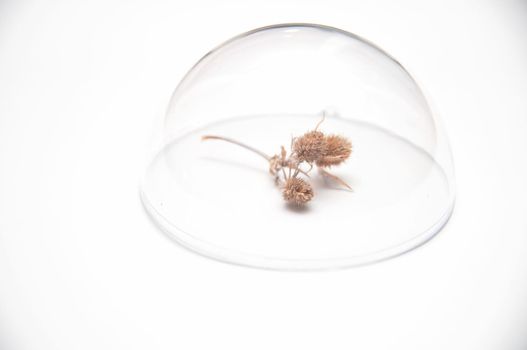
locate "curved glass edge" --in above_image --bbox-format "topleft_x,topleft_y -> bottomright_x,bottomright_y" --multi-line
139,184 -> 455,271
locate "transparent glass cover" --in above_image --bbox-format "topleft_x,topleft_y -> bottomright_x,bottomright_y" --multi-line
140,24 -> 455,270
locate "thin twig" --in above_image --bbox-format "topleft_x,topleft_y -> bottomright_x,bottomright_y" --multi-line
289,164 -> 310,178
293,164 -> 300,178
314,113 -> 326,131
281,167 -> 288,180
202,135 -> 270,161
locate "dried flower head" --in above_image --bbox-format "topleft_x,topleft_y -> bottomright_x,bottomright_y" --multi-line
316,134 -> 352,167
282,177 -> 314,205
293,130 -> 326,163
202,114 -> 352,206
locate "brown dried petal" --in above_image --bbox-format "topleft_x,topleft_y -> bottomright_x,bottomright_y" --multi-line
268,155 -> 280,175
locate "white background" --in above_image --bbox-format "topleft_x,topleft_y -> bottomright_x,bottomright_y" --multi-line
1,0 -> 527,349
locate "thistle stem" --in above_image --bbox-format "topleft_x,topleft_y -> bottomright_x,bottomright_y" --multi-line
201,135 -> 271,161
202,134 -> 311,179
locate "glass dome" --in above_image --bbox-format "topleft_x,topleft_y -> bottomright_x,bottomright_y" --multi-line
140,23 -> 455,270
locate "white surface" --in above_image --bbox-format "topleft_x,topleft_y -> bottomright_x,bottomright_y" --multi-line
0,0 -> 526,349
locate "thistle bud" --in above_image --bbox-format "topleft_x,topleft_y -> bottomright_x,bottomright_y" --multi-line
282,177 -> 314,205
292,131 -> 326,163
316,134 -> 352,167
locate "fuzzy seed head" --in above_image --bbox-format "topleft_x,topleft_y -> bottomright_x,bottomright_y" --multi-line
292,131 -> 326,163
316,135 -> 352,167
282,177 -> 314,205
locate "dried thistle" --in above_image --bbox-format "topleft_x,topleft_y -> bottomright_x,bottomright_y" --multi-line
282,177 -> 314,205
292,130 -> 326,163
201,116 -> 352,206
316,134 -> 352,167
